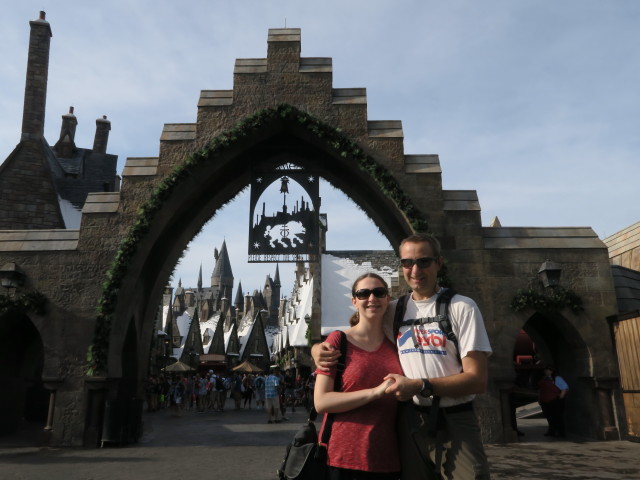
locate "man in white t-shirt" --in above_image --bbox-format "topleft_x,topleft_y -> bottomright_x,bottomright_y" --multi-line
313,234 -> 492,479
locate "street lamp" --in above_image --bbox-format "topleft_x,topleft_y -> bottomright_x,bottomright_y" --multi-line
538,260 -> 562,288
0,262 -> 25,289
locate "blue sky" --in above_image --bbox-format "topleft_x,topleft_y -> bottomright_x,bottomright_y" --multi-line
1,1 -> 639,297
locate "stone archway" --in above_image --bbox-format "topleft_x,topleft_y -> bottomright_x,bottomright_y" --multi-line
0,311 -> 47,436
94,106 -> 423,388
521,311 -> 594,438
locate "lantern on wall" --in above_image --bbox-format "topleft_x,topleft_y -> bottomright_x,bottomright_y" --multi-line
538,260 -> 562,288
0,262 -> 25,289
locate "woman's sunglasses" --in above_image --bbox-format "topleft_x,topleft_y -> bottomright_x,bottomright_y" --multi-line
353,287 -> 388,300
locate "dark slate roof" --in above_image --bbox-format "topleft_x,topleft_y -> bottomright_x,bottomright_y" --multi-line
43,140 -> 118,209
274,264 -> 281,286
611,265 -> 640,314
212,240 -> 234,280
234,281 -> 244,306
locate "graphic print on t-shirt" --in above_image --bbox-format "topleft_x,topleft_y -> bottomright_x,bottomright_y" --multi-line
397,319 -> 449,356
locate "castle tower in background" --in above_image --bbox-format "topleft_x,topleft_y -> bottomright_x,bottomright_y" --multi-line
211,240 -> 234,302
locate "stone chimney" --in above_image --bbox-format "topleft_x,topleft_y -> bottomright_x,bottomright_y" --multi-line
267,28 -> 301,73
53,106 -> 77,158
185,290 -> 195,307
244,293 -> 252,318
93,115 -> 111,155
21,11 -> 52,141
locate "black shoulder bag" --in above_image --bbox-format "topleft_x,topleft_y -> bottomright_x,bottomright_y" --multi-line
277,331 -> 348,480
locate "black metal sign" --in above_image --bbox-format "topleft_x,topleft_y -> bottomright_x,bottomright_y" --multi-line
248,164 -> 320,263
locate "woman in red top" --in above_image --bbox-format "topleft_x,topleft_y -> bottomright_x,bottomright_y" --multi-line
315,273 -> 403,480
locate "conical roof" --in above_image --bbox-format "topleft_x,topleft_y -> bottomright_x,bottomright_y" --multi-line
211,240 -> 234,285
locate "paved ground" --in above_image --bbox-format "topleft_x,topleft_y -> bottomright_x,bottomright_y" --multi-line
0,400 -> 638,480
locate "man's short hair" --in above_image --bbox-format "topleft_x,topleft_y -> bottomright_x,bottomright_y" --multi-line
399,233 -> 442,257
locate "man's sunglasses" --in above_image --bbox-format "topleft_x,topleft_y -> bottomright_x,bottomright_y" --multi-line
353,287 -> 389,300
400,257 -> 438,269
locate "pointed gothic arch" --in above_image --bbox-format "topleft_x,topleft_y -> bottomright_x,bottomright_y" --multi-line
518,311 -> 600,438
93,105 -> 426,380
0,310 -> 47,434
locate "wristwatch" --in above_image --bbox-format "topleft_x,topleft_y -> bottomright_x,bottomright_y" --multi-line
419,378 -> 434,398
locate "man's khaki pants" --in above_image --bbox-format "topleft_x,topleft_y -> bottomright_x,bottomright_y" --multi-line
397,402 -> 491,480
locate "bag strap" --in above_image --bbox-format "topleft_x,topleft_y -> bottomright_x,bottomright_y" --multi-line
393,293 -> 410,340
436,288 -> 460,365
308,331 -> 347,445
394,289 -> 461,366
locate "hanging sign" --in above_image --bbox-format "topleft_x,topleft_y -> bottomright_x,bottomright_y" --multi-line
248,163 -> 320,263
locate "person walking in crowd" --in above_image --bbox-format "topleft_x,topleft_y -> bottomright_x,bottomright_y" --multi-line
212,372 -> 226,412
253,373 -> 265,410
314,233 -> 492,480
314,272 -> 403,480
171,375 -> 186,416
232,372 -> 243,410
184,375 -> 195,411
283,369 -> 296,413
265,366 -> 283,423
538,365 -> 569,438
158,375 -> 170,409
242,374 -> 254,409
196,373 -> 208,412
206,371 -> 216,410
145,374 -> 158,412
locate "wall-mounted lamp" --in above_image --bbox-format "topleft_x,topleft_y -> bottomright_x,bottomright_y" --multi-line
304,314 -> 310,324
0,262 -> 25,289
538,260 -> 562,288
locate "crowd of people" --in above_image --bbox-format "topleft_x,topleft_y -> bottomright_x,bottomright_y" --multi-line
144,368 -> 316,420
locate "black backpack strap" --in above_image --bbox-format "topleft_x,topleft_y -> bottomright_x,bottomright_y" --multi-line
393,293 -> 411,339
318,331 -> 348,445
436,288 -> 460,365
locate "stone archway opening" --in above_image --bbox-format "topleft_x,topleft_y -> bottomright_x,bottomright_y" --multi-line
92,106 -> 420,415
0,311 -> 47,437
513,311 -> 592,438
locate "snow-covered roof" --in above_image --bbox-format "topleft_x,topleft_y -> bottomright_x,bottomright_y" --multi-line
238,318 -> 256,357
58,195 -> 81,229
320,253 -> 395,335
264,325 -> 280,351
161,305 -> 170,331
199,312 -> 221,353
172,310 -> 193,358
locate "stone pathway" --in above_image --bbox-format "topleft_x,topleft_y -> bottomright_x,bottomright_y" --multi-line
0,403 -> 638,480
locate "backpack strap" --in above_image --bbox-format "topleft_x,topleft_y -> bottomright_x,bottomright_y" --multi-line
394,289 -> 461,366
393,293 -> 411,340
436,288 -> 460,365
309,331 -> 348,423
318,331 -> 348,445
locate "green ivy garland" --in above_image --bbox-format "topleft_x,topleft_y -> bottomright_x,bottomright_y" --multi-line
87,104 -> 432,376
0,291 -> 47,317
510,284 -> 583,315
